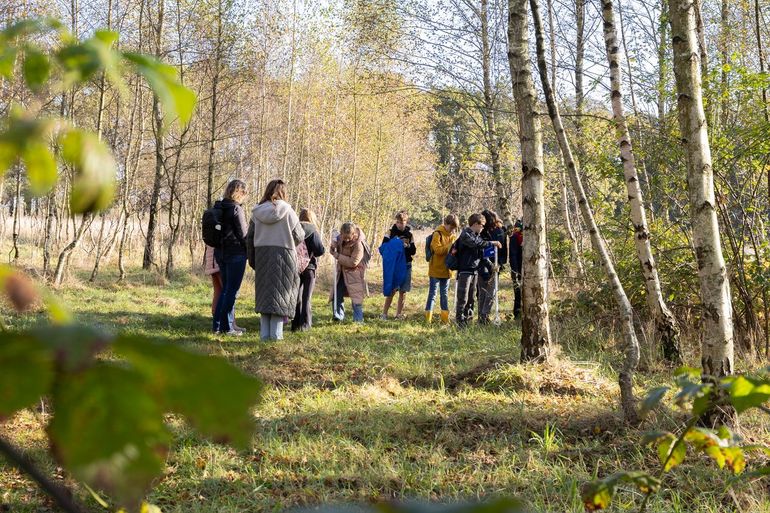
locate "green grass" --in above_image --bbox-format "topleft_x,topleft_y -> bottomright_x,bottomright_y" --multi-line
1,260 -> 770,512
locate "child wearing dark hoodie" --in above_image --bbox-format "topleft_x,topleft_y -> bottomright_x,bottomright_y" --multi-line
291,208 -> 326,331
381,211 -> 416,320
477,210 -> 508,324
454,213 -> 502,327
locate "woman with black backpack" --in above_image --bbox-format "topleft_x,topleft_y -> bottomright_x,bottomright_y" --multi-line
212,179 -> 249,335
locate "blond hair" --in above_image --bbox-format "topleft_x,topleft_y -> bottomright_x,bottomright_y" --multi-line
223,179 -> 247,203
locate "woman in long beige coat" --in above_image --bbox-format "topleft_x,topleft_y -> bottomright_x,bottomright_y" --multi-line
330,222 -> 368,322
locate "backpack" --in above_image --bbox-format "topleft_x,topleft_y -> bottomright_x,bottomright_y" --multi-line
296,239 -> 310,274
201,204 -> 224,247
425,232 -> 435,262
445,240 -> 460,271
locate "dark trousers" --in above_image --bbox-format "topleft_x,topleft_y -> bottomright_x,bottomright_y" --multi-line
292,268 -> 316,331
213,251 -> 246,333
455,271 -> 478,326
512,271 -> 522,318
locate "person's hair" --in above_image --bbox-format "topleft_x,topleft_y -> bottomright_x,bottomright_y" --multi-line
223,179 -> 247,203
481,209 -> 497,230
444,214 -> 459,229
468,213 -> 484,226
259,179 -> 287,204
340,222 -> 356,235
395,211 -> 409,222
299,208 -> 318,227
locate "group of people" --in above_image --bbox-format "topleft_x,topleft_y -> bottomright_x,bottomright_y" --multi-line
204,178 -> 524,339
378,210 -> 522,328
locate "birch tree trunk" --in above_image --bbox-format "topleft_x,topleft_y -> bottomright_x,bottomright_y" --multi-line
547,0 -> 583,279
602,0 -> 682,365
531,0 -> 639,423
481,0 -> 513,228
507,0 -> 552,363
668,0 -> 735,423
143,0 -> 165,271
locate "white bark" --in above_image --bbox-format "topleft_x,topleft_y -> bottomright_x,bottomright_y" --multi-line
602,0 -> 681,364
668,0 -> 734,381
531,0 -> 638,423
507,0 -> 552,362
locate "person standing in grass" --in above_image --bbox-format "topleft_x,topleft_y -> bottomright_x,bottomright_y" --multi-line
477,210 -> 508,324
247,179 -> 305,341
425,214 -> 459,324
212,180 -> 249,335
381,211 -> 416,320
204,244 -> 243,332
330,222 -> 368,323
291,208 -> 326,332
454,213 -> 502,327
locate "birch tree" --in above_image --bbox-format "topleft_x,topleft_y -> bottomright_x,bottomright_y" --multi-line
531,0 -> 639,422
507,0 -> 551,363
601,0 -> 681,365
668,0 -> 734,422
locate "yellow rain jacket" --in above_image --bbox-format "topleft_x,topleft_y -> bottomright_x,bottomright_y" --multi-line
428,224 -> 457,279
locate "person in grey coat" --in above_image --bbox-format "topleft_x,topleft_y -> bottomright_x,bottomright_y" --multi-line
246,179 -> 305,340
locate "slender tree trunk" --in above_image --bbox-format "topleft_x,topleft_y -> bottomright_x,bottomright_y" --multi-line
280,0 -> 297,181
669,0 -> 735,425
757,0 -> 769,123
480,0 -> 513,227
143,0 -> 165,271
532,0 -> 639,423
42,192 -> 56,278
11,168 -> 21,263
53,215 -> 92,286
547,0 -> 583,279
507,0 -> 552,363
206,0 -> 222,208
602,0 -> 682,365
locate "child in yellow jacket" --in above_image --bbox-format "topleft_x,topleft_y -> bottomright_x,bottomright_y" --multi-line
425,214 -> 460,323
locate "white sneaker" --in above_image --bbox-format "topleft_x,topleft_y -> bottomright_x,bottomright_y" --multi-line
380,314 -> 388,320
233,326 -> 246,333
225,330 -> 242,336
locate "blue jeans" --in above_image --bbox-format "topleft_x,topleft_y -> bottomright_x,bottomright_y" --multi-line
213,251 -> 247,333
260,314 -> 284,340
333,277 -> 364,322
425,277 -> 449,312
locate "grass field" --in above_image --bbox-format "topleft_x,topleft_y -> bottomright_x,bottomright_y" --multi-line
2,258 -> 769,512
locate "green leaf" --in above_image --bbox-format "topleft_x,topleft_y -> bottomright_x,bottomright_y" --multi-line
114,336 -> 263,449
657,436 -> 686,471
94,30 -> 119,46
0,333 -> 54,419
582,471 -> 660,511
725,375 -> 770,413
22,140 -> 57,195
640,386 -> 669,418
33,324 -> 111,371
674,366 -> 701,380
641,429 -> 673,446
1,18 -> 62,41
22,47 -> 49,90
59,128 -> 116,213
0,45 -> 17,78
0,139 -> 15,175
122,52 -> 196,128
48,363 -> 171,509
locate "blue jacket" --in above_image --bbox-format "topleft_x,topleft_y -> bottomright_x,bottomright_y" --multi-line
379,237 -> 407,296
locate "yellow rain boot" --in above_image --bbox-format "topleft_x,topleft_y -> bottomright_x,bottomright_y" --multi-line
425,311 -> 433,323
440,310 -> 450,324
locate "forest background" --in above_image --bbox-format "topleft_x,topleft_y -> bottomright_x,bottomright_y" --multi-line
1,0 -> 770,510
